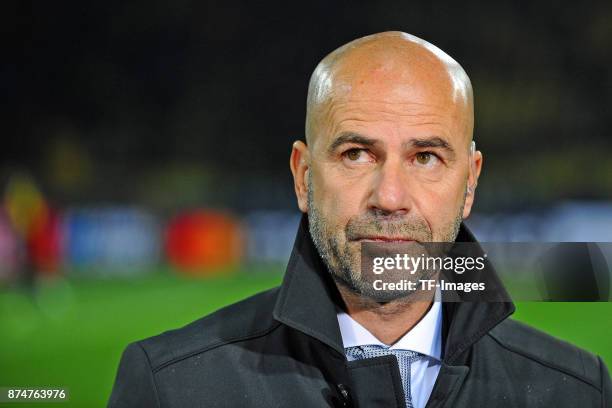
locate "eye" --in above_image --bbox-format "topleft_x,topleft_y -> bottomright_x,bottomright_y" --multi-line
414,152 -> 439,166
342,148 -> 373,164
346,149 -> 362,161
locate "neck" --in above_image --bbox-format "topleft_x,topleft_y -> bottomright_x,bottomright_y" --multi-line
336,283 -> 434,345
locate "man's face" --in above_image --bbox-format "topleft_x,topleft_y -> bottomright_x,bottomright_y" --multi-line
291,44 -> 480,299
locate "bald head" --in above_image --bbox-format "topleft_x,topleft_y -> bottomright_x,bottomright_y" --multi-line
291,32 -> 483,292
305,31 -> 473,147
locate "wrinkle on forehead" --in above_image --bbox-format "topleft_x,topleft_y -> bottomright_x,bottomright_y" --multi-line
305,32 -> 473,146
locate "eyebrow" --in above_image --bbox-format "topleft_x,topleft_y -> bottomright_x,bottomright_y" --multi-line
328,132 -> 456,159
407,136 -> 456,159
328,132 -> 377,154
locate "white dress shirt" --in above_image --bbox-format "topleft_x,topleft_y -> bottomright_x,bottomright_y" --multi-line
336,293 -> 442,408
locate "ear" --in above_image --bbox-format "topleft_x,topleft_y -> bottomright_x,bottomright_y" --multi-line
462,145 -> 483,219
290,140 -> 310,213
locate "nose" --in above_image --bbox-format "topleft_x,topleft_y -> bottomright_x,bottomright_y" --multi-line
367,157 -> 412,216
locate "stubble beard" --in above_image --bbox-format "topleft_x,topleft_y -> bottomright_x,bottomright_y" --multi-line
307,177 -> 465,302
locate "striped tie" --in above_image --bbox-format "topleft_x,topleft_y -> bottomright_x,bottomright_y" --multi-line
345,344 -> 420,408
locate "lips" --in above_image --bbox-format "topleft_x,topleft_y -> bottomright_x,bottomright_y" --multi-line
353,236 -> 416,243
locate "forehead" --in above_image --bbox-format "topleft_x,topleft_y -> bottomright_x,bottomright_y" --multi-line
311,42 -> 471,149
317,77 -> 468,149
329,38 -> 467,104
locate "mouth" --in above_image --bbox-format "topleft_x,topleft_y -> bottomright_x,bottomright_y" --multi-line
354,236 -> 417,243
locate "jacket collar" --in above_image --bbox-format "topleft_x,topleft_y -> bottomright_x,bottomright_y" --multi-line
272,214 -> 347,355
272,214 -> 515,363
440,224 -> 515,364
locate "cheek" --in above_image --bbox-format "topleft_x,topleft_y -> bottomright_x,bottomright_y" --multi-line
313,169 -> 364,224
414,175 -> 467,230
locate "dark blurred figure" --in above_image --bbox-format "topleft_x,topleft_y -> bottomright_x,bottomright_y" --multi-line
539,243 -> 610,301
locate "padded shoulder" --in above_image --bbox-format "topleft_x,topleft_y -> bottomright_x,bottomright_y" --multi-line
137,287 -> 281,372
488,318 -> 603,390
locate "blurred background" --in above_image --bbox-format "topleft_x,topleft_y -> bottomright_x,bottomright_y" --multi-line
2,1 -> 612,406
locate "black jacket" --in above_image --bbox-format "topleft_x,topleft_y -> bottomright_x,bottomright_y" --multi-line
108,215 -> 611,407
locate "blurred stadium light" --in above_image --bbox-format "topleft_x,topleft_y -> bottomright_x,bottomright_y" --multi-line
63,207 -> 161,277
244,211 -> 301,265
165,210 -> 242,275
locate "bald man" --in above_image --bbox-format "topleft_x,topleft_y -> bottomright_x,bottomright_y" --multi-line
109,32 -> 611,407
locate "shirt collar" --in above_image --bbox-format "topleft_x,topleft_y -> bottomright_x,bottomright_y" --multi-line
337,289 -> 443,361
